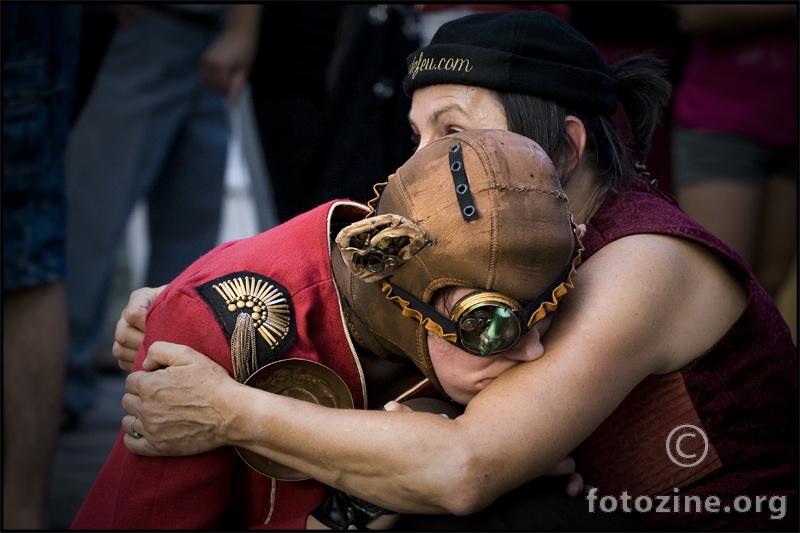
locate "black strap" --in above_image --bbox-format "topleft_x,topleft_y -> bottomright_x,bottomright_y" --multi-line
310,488 -> 394,530
388,230 -> 580,336
387,282 -> 458,336
448,143 -> 479,221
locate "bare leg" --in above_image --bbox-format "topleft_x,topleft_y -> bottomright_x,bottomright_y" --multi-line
754,175 -> 798,298
3,281 -> 68,529
760,175 -> 798,344
678,176 -> 797,336
676,180 -> 762,265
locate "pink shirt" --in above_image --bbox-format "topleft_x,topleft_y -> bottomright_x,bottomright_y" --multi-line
674,34 -> 798,146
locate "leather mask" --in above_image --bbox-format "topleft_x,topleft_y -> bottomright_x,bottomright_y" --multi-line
332,129 -> 583,396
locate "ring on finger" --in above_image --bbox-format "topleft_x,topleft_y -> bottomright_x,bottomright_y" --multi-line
131,416 -> 142,439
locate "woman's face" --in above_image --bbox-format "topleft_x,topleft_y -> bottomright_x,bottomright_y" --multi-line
412,85 -> 554,404
409,84 -> 508,151
427,287 -> 553,405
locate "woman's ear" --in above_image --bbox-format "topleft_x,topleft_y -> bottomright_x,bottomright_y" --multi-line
565,115 -> 587,164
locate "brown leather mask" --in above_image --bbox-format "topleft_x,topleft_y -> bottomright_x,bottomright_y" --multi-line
332,129 -> 583,395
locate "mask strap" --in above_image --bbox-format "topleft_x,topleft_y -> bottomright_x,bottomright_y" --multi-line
385,227 -> 582,343
449,143 -> 479,221
383,281 -> 459,338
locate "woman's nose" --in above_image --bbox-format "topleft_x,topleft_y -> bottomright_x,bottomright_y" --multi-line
415,135 -> 434,151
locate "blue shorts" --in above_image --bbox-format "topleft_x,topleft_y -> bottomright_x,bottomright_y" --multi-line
2,4 -> 81,291
672,126 -> 798,187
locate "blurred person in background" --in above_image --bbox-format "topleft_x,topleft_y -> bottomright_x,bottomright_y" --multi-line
249,4 -> 421,224
61,4 -> 262,430
2,3 -> 82,528
671,4 -> 797,334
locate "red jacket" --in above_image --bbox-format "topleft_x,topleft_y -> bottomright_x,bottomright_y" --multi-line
71,201 -> 433,530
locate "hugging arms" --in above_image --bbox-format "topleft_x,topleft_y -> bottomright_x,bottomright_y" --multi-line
100,11 -> 797,530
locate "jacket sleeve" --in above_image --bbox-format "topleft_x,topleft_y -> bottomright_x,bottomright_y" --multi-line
71,287 -> 242,530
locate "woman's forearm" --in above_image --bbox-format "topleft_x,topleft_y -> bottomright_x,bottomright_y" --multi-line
126,346 -> 495,514
223,384 -> 495,515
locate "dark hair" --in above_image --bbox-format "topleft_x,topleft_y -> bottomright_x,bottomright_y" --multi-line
497,55 -> 672,194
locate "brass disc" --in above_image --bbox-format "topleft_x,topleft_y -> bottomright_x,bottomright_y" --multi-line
236,358 -> 354,480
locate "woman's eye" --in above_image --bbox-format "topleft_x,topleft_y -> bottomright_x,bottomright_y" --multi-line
409,125 -> 464,153
410,133 -> 421,152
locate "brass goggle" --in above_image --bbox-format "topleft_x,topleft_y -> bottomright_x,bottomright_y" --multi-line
448,291 -> 527,356
384,232 -> 580,357
386,283 -> 544,357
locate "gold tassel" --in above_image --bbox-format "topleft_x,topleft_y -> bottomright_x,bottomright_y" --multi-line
231,312 -> 257,383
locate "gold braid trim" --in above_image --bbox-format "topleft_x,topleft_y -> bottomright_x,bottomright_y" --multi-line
231,312 -> 258,383
380,282 -> 458,343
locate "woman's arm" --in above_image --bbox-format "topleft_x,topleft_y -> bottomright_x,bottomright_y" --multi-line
124,233 -> 746,515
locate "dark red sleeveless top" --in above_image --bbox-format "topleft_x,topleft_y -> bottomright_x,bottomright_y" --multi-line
573,178 -> 798,530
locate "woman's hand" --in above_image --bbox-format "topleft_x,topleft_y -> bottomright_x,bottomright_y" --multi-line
122,341 -> 242,456
112,285 -> 166,371
542,456 -> 585,497
199,4 -> 262,101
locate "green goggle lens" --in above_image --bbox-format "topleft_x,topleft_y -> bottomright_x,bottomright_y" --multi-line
452,295 -> 524,356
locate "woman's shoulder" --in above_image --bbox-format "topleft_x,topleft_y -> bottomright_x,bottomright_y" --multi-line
577,231 -> 747,373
